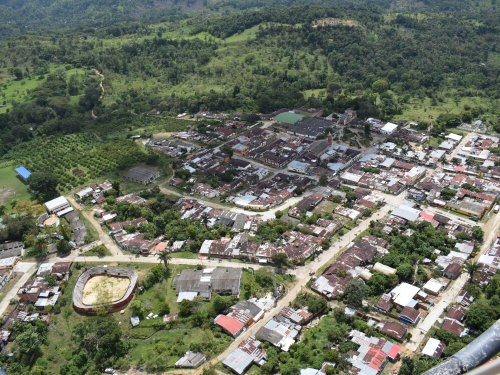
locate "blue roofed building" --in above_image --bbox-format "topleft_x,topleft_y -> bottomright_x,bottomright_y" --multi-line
15,166 -> 31,182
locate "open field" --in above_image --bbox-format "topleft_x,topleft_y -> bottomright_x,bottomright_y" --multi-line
394,95 -> 500,122
82,275 -> 130,305
0,66 -> 86,114
0,166 -> 31,207
313,200 -> 338,215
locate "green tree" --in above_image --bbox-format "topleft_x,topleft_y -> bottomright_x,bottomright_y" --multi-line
16,326 -> 42,357
471,226 -> 484,241
464,261 -> 480,284
157,250 -> 172,272
465,299 -> 496,332
179,299 -> 194,317
28,172 -> 59,200
319,173 -> 328,186
130,300 -> 145,318
213,295 -> 226,314
56,239 -> 72,254
343,279 -> 369,307
397,263 -> 413,281
272,252 -> 289,268
372,79 -> 389,93
158,302 -> 170,316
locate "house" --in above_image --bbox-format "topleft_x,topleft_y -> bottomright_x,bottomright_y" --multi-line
399,306 -> 421,325
446,305 -> 467,322
380,122 -> 398,135
0,242 -> 24,260
222,337 -> 267,375
124,166 -> 160,185
288,160 -> 311,174
456,290 -> 474,307
390,283 -> 421,310
215,315 -> 245,337
375,294 -> 393,314
423,278 -> 446,296
441,318 -> 466,337
279,306 -> 314,325
173,268 -> 242,300
15,166 -> 31,182
287,117 -> 335,139
175,351 -> 206,368
256,316 -> 301,351
45,196 -> 71,214
378,321 -> 407,342
444,263 -> 462,280
422,338 -> 446,358
232,143 -> 250,156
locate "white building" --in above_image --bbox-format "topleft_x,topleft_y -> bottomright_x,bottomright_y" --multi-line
287,161 -> 310,174
381,122 -> 398,135
45,196 -> 71,214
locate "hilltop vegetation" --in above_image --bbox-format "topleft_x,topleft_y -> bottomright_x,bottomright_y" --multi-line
0,1 -> 500,190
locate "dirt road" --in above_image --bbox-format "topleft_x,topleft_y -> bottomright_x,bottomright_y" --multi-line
65,195 -> 123,256
91,69 -> 104,119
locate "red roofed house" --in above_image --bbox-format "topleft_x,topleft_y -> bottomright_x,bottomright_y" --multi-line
441,318 -> 466,337
399,306 -> 421,325
378,321 -> 407,342
365,347 -> 388,372
419,209 -> 435,222
215,314 -> 245,338
446,305 -> 467,322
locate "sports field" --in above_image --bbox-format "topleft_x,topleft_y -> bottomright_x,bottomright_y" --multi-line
0,166 -> 31,206
82,275 -> 130,305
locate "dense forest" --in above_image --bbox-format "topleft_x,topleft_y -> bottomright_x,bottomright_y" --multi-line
2,0 -> 498,37
1,1 -> 500,159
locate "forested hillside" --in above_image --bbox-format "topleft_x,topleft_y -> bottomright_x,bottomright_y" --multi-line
0,0 -> 498,36
1,2 -> 500,160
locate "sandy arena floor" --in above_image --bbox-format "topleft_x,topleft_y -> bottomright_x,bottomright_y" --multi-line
82,275 -> 130,305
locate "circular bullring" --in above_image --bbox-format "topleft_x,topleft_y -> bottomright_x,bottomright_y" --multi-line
73,266 -> 138,314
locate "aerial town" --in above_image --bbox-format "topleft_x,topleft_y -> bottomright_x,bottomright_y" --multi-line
1,107 -> 500,375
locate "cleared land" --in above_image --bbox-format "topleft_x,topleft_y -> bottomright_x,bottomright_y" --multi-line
82,275 -> 130,305
313,17 -> 359,27
0,166 -> 30,206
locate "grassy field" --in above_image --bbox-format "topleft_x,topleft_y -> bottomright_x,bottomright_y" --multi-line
394,95 -> 500,122
0,166 -> 31,208
313,200 -> 338,215
0,65 -> 86,114
82,245 -> 112,257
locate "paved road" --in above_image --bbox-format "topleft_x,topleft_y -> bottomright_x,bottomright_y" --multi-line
65,195 -> 124,256
0,263 -> 36,317
160,184 -> 306,219
190,191 -> 408,374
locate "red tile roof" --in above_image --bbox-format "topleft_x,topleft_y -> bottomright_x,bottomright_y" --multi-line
215,315 -> 244,336
441,318 -> 465,336
365,347 -> 387,371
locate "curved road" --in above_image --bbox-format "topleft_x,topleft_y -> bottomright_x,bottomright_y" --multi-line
65,195 -> 123,256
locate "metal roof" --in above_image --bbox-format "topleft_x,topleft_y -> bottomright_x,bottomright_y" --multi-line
15,166 -> 31,179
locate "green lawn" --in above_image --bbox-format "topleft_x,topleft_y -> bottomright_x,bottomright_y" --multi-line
394,95 -> 499,122
0,166 -> 31,207
83,245 -> 112,257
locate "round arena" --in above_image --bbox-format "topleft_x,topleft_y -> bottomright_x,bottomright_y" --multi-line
73,266 -> 138,314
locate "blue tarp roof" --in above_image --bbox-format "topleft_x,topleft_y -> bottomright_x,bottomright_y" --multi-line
15,166 -> 31,179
